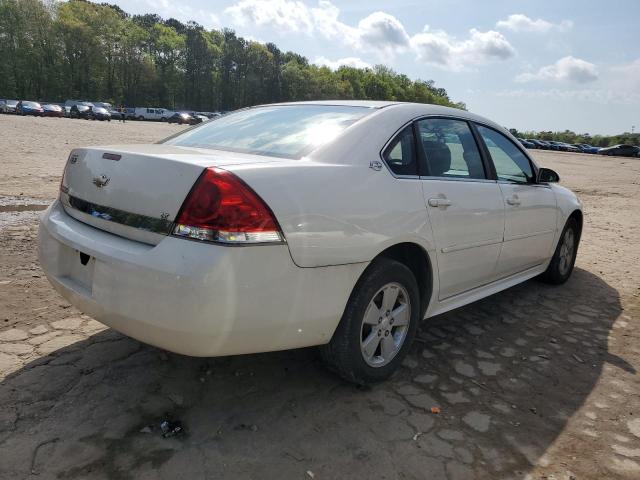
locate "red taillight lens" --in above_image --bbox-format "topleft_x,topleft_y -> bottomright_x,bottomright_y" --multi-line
172,167 -> 284,244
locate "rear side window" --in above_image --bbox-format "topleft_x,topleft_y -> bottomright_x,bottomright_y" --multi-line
476,125 -> 534,183
164,105 -> 372,159
416,118 -> 486,179
383,126 -> 417,176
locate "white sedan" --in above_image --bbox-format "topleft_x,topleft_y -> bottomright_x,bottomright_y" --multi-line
38,101 -> 582,384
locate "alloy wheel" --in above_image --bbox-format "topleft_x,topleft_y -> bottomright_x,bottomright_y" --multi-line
360,282 -> 411,367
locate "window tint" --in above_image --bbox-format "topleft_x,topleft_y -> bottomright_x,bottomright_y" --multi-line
476,125 -> 534,183
383,126 -> 417,176
416,118 -> 485,179
164,105 -> 371,159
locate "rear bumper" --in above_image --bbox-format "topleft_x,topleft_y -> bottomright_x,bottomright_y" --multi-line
38,201 -> 366,356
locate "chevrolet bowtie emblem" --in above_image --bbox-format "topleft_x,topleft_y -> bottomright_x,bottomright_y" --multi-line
92,175 -> 110,188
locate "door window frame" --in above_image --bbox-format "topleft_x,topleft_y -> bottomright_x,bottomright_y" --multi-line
379,114 -> 539,183
413,116 -> 494,182
470,122 -> 540,185
380,124 -> 421,179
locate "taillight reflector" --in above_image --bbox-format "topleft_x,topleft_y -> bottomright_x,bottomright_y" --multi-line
172,167 -> 284,244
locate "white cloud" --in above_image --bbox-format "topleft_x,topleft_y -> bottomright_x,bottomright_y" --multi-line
356,12 -> 410,53
516,56 -> 599,84
226,1 -> 409,55
496,14 -> 573,33
411,28 -> 515,70
143,0 -> 220,28
225,0 -> 314,33
314,56 -> 372,70
224,0 -> 516,68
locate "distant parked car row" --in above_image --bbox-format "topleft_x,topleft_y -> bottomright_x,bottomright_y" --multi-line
517,137 -> 640,157
1,98 -> 223,124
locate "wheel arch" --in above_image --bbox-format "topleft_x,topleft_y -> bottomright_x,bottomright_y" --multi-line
370,242 -> 434,319
568,209 -> 583,241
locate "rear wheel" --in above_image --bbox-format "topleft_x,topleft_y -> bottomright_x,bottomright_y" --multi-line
540,218 -> 579,284
320,258 -> 420,384
138,116 -> 144,121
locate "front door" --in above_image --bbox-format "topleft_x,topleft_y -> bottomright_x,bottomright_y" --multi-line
416,118 -> 505,299
474,125 -> 557,277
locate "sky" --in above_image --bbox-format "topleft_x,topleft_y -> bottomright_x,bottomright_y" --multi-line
112,0 -> 640,135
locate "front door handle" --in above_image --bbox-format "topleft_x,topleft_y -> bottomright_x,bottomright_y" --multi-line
506,195 -> 521,206
428,198 -> 452,208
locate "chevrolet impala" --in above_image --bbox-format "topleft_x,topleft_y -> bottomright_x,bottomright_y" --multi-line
38,101 -> 582,384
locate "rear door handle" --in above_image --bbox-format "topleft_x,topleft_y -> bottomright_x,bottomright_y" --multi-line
506,195 -> 521,206
428,198 -> 452,208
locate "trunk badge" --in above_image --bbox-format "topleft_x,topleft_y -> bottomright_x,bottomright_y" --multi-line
92,175 -> 110,188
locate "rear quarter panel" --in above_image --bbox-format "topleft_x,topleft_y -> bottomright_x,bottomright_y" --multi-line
227,160 -> 435,268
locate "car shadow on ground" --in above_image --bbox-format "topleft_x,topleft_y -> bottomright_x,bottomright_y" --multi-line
0,267 -> 625,479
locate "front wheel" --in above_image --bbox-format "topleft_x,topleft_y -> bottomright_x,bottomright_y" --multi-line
540,218 -> 579,284
320,258 -> 420,384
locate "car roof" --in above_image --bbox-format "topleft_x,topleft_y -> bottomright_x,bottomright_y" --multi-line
253,101 -> 505,130
266,100 -> 399,109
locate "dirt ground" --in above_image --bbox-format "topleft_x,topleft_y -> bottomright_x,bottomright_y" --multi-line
0,115 -> 639,480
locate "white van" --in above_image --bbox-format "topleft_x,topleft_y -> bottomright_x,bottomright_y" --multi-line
134,107 -> 172,121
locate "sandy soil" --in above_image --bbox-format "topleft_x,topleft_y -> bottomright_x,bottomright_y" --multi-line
0,115 -> 639,479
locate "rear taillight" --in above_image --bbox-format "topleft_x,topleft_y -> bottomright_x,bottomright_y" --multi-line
172,167 -> 284,244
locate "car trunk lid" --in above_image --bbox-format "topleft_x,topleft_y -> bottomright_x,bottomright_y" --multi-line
60,144 -> 279,245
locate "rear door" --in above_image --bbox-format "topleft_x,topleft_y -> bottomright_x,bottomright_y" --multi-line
474,125 -> 557,277
416,118 -> 505,299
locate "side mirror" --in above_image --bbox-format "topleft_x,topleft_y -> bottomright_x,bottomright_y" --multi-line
537,167 -> 560,183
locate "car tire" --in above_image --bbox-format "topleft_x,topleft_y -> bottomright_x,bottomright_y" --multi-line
539,217 -> 579,285
138,116 -> 144,121
320,258 -> 421,385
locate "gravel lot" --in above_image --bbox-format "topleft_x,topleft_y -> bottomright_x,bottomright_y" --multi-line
0,115 -> 639,479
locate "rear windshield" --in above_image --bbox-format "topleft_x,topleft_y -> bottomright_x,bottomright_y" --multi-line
162,105 -> 372,159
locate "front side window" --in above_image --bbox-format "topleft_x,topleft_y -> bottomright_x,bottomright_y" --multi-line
416,118 -> 486,179
383,126 -> 417,176
476,125 -> 534,183
163,105 -> 372,159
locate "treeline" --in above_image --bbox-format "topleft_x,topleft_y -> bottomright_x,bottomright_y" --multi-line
509,128 -> 639,148
0,0 -> 464,112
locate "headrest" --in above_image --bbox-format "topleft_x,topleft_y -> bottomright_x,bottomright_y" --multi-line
422,140 -> 451,176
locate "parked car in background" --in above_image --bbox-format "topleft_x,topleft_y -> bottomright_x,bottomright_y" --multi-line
134,107 -> 172,121
92,102 -> 123,118
89,106 -> 111,121
196,111 -> 221,119
577,144 -> 600,154
517,138 -> 535,149
548,141 -> 568,151
536,140 -> 556,150
168,112 -> 199,125
65,99 -> 93,109
560,143 -> 580,153
526,139 -> 545,149
1,99 -> 18,113
598,144 -> 640,157
93,102 -> 113,111
39,101 -> 583,384
16,101 -> 44,116
42,104 -> 64,117
189,112 -> 209,123
70,104 -> 92,119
